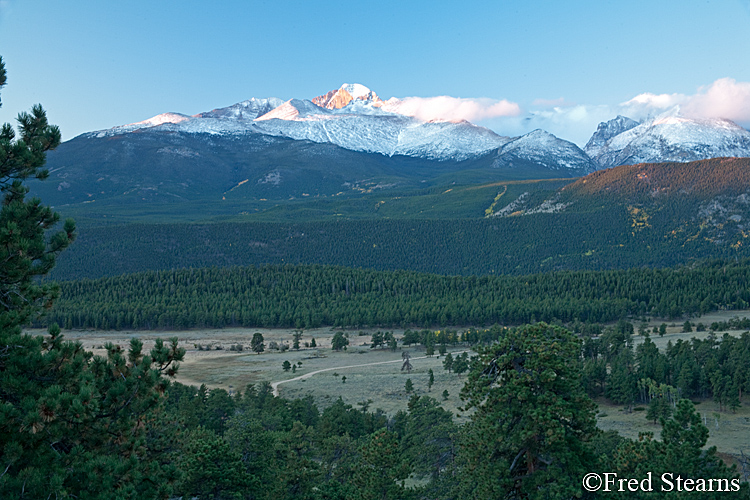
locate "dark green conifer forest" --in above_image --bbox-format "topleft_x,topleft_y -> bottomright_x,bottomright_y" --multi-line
42,260 -> 750,330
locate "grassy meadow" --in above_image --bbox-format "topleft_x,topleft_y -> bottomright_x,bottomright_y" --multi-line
29,308 -> 750,457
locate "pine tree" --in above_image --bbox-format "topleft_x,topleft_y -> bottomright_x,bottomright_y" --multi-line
370,330 -> 384,349
351,430 -> 411,500
646,393 -> 673,424
613,399 -> 747,499
331,331 -> 349,351
443,352 -> 454,372
453,352 -> 469,375
0,58 -> 189,499
292,330 -> 302,350
456,323 -> 597,500
0,56 -> 75,332
388,335 -> 398,352
405,378 -> 414,393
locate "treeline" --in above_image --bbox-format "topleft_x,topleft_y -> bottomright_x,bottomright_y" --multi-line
44,259 -> 750,330
577,320 -> 750,414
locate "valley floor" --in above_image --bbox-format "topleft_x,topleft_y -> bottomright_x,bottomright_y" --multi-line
27,310 -> 750,457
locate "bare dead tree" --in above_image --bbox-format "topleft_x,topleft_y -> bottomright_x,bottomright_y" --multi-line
401,351 -> 412,373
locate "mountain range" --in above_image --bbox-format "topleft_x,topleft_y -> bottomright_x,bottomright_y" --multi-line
36,83 -> 750,213
86,83 -> 750,166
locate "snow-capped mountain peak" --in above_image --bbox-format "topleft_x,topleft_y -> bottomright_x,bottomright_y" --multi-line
250,91 -> 510,160
254,99 -> 329,121
341,83 -> 379,101
588,108 -> 750,168
312,83 -> 382,110
494,129 -> 597,172
584,115 -> 640,159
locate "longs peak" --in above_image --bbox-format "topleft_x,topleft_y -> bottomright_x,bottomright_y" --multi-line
312,83 -> 382,110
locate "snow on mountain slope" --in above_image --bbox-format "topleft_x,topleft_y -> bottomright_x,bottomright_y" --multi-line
394,120 -> 512,160
590,109 -> 750,168
254,98 -> 328,121
100,112 -> 192,135
196,97 -> 285,121
90,98 -> 284,138
86,84 -> 638,165
252,98 -> 408,155
493,130 -> 597,172
255,99 -> 511,159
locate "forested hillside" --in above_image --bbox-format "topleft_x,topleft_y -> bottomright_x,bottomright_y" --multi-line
44,157 -> 750,280
564,157 -> 750,198
50,213 -> 749,281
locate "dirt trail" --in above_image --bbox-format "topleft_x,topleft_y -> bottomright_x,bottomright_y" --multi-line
271,351 -> 468,397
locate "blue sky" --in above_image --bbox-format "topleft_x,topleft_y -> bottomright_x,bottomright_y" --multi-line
1,0 -> 749,145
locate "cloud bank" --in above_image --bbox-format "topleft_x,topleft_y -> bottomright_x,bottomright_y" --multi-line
383,96 -> 522,123
622,78 -> 750,124
481,78 -> 750,147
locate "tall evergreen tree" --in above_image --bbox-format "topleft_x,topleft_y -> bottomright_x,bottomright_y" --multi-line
0,58 -> 188,498
613,399 -> 748,499
456,323 -> 597,499
0,56 -> 75,331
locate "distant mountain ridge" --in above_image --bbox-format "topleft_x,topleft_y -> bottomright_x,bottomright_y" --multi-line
585,110 -> 750,168
494,129 -> 598,172
584,115 -> 640,160
84,83 -> 593,166
40,85 -> 750,215
86,84 -> 750,171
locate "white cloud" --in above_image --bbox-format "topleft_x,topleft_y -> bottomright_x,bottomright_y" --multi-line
621,78 -> 750,125
621,92 -> 687,118
377,77 -> 750,149
682,78 -> 750,124
382,95 -> 521,123
492,78 -> 750,147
